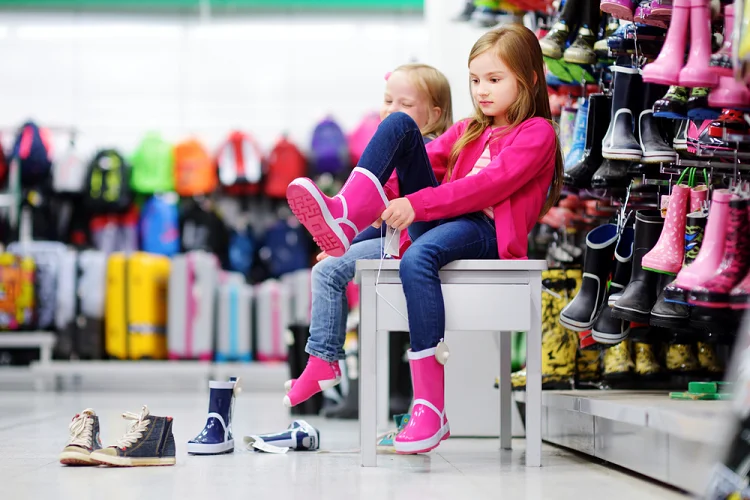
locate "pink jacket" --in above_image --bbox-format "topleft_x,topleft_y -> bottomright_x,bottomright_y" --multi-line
405,117 -> 557,260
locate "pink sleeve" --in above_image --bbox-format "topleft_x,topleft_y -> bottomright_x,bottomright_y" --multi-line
406,120 -> 556,221
383,171 -> 399,200
425,121 -> 466,183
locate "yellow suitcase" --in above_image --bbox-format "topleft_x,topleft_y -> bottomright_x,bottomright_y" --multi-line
105,252 -> 171,360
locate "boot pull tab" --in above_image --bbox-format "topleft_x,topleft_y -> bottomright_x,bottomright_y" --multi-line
436,341 -> 450,365
231,376 -> 243,395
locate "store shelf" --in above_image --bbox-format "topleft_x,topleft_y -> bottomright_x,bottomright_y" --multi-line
27,360 -> 290,393
514,390 -> 729,496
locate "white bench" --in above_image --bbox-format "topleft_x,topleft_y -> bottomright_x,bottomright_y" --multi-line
355,259 -> 546,467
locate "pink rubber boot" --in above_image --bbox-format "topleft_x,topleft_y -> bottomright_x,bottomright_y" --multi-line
690,185 -> 709,212
394,347 -> 450,454
286,167 -> 389,257
601,0 -> 635,21
283,355 -> 341,407
679,0 -> 719,88
642,184 -> 690,274
709,77 -> 750,109
710,4 -> 735,78
665,189 -> 733,298
642,0 -> 690,85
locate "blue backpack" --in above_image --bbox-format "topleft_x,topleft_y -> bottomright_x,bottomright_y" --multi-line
139,193 -> 180,256
11,121 -> 52,187
262,219 -> 309,278
228,228 -> 256,277
310,118 -> 349,176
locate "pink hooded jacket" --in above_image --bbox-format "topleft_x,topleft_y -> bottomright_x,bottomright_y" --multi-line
403,117 -> 557,260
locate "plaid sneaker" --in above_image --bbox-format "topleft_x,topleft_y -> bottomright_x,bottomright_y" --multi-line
59,409 -> 102,465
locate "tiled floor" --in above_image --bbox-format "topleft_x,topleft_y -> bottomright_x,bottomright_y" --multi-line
1,391 -> 688,500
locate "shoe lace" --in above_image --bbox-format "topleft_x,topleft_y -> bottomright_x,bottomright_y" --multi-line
115,405 -> 151,449
67,409 -> 96,447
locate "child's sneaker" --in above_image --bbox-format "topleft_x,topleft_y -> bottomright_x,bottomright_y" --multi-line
90,405 -> 176,467
59,408 -> 102,465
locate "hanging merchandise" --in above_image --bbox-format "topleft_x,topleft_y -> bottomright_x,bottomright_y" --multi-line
228,226 -> 257,279
216,273 -> 254,363
347,112 -> 380,166
179,198 -> 230,266
140,193 -> 180,257
255,279 -> 290,362
174,138 -> 217,197
84,149 -> 133,213
539,0 -> 601,65
592,226 -> 634,344
264,136 -> 308,199
0,253 -> 35,331
216,130 -> 265,195
130,131 -> 175,194
259,218 -> 311,279
709,4 -> 750,109
52,135 -> 89,194
310,117 -> 350,176
602,65 -> 644,162
564,98 -> 589,171
564,93 -> 612,189
10,121 -> 53,187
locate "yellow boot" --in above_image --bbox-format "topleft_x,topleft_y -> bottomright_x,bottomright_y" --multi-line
634,342 -> 662,378
696,341 -> 724,375
576,347 -> 601,387
508,269 -> 580,390
665,342 -> 700,373
603,340 -> 635,380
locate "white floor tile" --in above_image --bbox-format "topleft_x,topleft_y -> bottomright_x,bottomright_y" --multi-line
0,391 -> 688,500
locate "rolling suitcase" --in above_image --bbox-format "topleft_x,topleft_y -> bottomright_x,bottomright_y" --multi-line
215,272 -> 253,362
105,252 -> 170,360
8,241 -> 66,330
0,253 -> 35,331
76,250 -> 107,359
167,251 -> 219,361
255,279 -> 290,362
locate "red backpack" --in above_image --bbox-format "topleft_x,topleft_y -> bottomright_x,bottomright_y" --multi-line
264,136 -> 307,199
216,131 -> 264,196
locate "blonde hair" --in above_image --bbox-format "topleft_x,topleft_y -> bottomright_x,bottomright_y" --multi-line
445,24 -> 563,218
392,63 -> 454,137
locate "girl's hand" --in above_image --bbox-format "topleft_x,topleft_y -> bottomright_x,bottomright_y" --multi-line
316,251 -> 330,262
381,198 -> 415,231
372,217 -> 383,229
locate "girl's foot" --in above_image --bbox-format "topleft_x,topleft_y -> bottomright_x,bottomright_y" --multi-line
283,355 -> 342,407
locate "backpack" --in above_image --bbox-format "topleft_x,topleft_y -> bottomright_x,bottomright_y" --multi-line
264,136 -> 307,199
130,132 -> 175,194
0,142 -> 9,190
53,138 -> 89,194
84,149 -> 132,213
11,121 -> 53,187
174,139 -> 217,197
228,227 -> 256,278
216,131 -> 264,195
179,199 -> 229,265
139,193 -> 180,257
310,118 -> 349,176
348,112 -> 380,165
260,218 -> 310,278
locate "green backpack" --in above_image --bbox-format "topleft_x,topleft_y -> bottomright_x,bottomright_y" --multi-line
130,132 -> 175,194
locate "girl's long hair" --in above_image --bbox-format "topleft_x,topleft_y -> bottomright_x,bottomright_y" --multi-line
445,24 -> 563,217
393,63 -> 454,137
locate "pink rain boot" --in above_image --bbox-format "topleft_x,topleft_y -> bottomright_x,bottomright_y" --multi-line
690,184 -> 709,212
642,184 -> 690,274
642,0 -> 690,85
690,198 -> 750,308
394,347 -> 450,454
601,0 -> 635,21
709,77 -> 750,109
283,355 -> 341,407
710,4 -> 734,78
286,167 -> 389,257
679,0 -> 719,88
663,189 -> 734,302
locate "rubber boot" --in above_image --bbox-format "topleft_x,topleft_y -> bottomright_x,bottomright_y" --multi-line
642,184 -> 690,274
602,66 -> 643,161
696,341 -> 724,376
634,341 -> 663,378
690,198 -> 750,308
612,210 -> 665,323
576,347 -> 602,387
673,119 -> 690,151
709,110 -> 749,139
564,26 -> 597,65
640,82 -> 677,163
642,0 -> 690,85
593,226 -> 635,345
653,86 -> 689,119
560,224 -> 619,331
591,159 -> 631,189
665,341 -> 699,373
594,17 -> 621,57
687,87 -> 720,120
690,184 -> 709,212
187,378 -> 239,455
730,205 -> 750,311
651,272 -> 690,328
709,80 -> 750,112
564,93 -> 612,188
539,21 -> 571,59
602,340 -> 635,381
564,99 -> 589,171
284,354 -> 342,407
709,4 -> 735,77
679,0 -> 719,88
394,347 -> 450,454
287,167 -> 389,257
664,189 -> 733,303
601,0 -> 635,21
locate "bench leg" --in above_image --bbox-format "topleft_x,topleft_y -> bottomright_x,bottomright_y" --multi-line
525,277 -> 543,467
360,283 -> 378,467
377,333 -> 390,431
499,331 -> 512,450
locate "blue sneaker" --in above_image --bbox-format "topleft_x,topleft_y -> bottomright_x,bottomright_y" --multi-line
91,406 -> 176,466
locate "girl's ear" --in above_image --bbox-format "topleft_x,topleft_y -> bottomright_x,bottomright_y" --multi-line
533,71 -> 538,86
430,106 -> 443,123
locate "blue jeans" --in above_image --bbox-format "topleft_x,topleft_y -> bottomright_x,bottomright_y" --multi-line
306,112 -> 498,360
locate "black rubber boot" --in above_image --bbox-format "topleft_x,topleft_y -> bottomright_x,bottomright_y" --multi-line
602,66 -> 643,161
593,226 -> 634,344
559,223 -> 619,331
591,159 -> 631,189
564,93 -> 612,188
651,273 -> 689,329
639,82 -> 677,164
653,86 -> 689,119
612,210 -> 664,323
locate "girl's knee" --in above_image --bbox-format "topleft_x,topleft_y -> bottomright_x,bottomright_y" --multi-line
399,245 -> 439,280
383,111 -> 419,130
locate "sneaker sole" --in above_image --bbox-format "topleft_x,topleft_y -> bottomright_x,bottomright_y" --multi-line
287,179 -> 349,257
91,455 -> 176,467
59,451 -> 97,466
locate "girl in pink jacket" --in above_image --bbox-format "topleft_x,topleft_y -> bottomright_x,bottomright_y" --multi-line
286,24 -> 564,455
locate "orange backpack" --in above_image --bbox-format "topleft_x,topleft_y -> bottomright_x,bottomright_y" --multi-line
174,139 -> 216,196
264,136 -> 307,199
